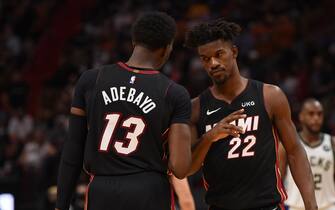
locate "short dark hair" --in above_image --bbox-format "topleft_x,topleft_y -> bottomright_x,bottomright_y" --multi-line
301,98 -> 322,111
131,11 -> 176,50
184,18 -> 242,48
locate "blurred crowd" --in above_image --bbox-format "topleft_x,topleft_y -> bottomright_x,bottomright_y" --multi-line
0,0 -> 334,209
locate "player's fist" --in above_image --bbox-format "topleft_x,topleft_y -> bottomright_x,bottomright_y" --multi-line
206,109 -> 246,142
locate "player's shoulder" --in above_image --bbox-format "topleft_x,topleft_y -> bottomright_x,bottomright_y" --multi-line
261,82 -> 291,119
263,83 -> 283,95
101,63 -> 120,71
76,66 -> 113,91
79,64 -> 117,82
79,67 -> 100,80
166,80 -> 189,96
75,69 -> 97,88
191,97 -> 200,108
263,83 -> 288,103
190,97 -> 200,123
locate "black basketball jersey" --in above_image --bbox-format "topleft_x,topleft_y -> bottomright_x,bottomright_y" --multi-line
78,62 -> 190,176
197,80 -> 287,209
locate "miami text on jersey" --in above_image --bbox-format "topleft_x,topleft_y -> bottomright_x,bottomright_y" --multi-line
205,115 -> 259,133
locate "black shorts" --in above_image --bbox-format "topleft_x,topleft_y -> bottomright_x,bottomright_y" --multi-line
85,171 -> 173,210
209,203 -> 283,210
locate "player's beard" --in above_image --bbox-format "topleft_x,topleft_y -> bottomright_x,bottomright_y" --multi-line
212,72 -> 229,85
306,124 -> 321,135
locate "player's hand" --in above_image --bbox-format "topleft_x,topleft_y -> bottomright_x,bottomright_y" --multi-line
205,109 -> 246,142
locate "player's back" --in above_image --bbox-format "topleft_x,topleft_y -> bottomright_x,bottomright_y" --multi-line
83,62 -> 177,176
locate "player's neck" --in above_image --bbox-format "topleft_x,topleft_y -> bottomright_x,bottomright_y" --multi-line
300,130 -> 321,145
126,47 -> 161,69
212,73 -> 248,103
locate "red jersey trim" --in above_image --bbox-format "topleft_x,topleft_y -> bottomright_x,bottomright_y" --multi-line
170,183 -> 175,210
84,175 -> 95,210
272,127 -> 288,203
202,175 -> 209,191
117,62 -> 160,74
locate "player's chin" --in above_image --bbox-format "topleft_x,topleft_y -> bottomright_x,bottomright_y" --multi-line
212,75 -> 227,85
309,125 -> 321,134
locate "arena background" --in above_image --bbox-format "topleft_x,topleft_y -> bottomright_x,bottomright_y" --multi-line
0,0 -> 334,209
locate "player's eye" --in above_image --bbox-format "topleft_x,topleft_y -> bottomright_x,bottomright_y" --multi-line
216,51 -> 224,57
201,57 -> 210,62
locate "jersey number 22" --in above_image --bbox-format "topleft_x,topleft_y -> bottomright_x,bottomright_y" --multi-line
228,135 -> 256,159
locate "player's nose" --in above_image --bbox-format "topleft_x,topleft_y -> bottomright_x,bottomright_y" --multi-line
209,57 -> 220,70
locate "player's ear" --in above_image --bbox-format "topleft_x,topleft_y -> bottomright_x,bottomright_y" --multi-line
157,47 -> 167,58
232,45 -> 238,59
160,43 -> 173,58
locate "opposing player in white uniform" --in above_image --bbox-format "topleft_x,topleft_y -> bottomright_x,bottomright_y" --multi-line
280,98 -> 335,210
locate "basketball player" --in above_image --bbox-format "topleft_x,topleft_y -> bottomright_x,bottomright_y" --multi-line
55,12 -> 197,210
281,98 -> 335,210
184,18 -> 318,210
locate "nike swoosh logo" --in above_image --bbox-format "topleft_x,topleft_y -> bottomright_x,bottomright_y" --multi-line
206,107 -> 221,115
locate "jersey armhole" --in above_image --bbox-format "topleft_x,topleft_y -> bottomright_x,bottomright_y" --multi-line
196,90 -> 209,137
259,82 -> 273,123
85,66 -> 104,123
164,81 -> 173,98
95,66 -> 105,86
253,80 -> 265,108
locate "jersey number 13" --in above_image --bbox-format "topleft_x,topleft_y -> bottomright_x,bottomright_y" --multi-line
99,113 -> 146,155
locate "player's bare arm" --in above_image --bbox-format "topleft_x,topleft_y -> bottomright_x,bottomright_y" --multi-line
168,123 -> 192,179
55,106 -> 88,210
277,142 -> 287,178
332,136 -> 335,180
166,83 -> 192,179
171,175 -> 195,210
264,84 -> 318,210
71,107 -> 86,116
188,97 -> 246,175
332,136 -> 335,152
